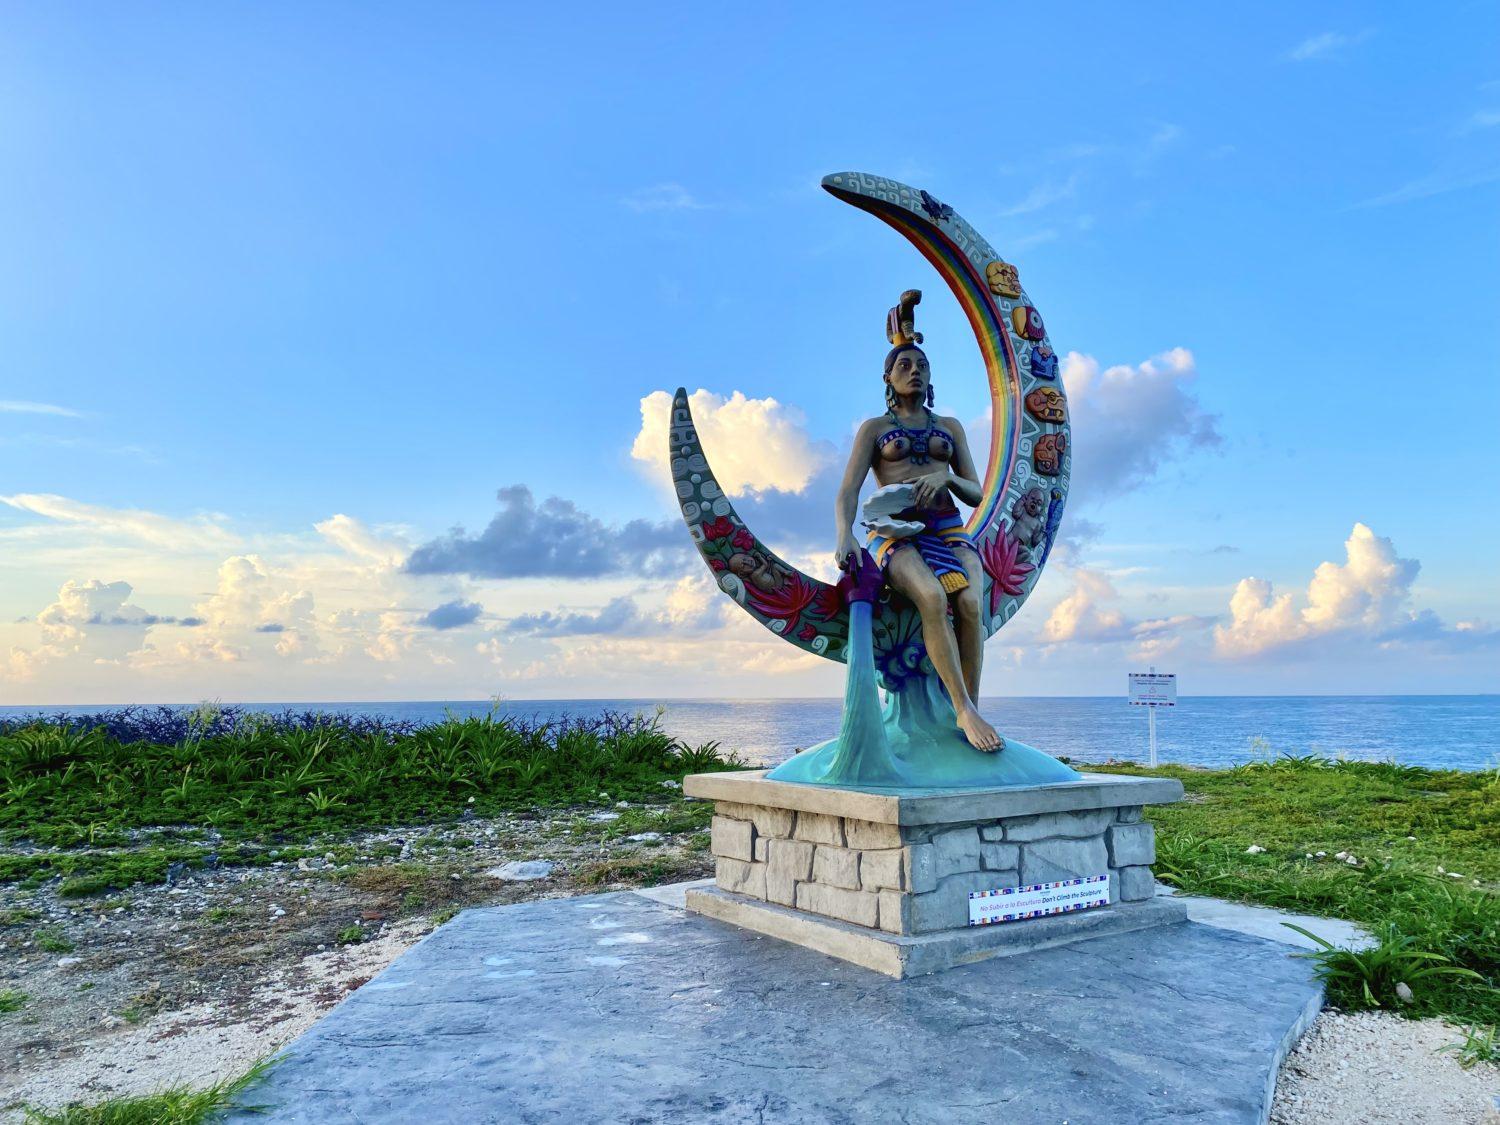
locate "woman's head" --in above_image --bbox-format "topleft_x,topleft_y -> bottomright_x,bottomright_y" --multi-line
884,344 -> 931,405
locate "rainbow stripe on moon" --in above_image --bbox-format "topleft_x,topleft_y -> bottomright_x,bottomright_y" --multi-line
821,177 -> 1021,542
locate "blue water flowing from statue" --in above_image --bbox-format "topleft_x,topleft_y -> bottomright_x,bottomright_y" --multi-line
766,600 -> 1081,790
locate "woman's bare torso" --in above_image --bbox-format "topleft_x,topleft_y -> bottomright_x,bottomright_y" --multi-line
865,412 -> 961,491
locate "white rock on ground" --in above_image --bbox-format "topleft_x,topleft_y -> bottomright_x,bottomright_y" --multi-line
485,860 -> 555,882
1272,1009 -> 1499,1125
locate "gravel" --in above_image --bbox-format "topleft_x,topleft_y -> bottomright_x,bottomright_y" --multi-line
0,807 -> 709,1120
1273,1010 -> 1499,1124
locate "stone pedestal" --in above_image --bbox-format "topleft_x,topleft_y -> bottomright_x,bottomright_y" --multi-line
684,769 -> 1187,978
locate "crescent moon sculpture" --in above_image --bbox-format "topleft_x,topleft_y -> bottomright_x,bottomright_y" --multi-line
669,172 -> 1079,788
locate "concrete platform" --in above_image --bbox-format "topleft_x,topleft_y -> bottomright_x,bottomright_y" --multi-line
227,888 -> 1323,1124
683,768 -> 1184,824
687,884 -> 1189,977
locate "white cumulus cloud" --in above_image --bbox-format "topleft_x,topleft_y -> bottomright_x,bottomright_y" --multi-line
1215,523 -> 1422,657
632,389 -> 833,497
1061,348 -> 1221,502
1042,568 -> 1131,644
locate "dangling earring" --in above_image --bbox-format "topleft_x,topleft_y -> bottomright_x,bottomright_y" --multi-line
885,379 -> 898,413
925,383 -> 935,408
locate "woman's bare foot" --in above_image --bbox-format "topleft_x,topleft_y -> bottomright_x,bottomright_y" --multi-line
957,708 -> 1004,752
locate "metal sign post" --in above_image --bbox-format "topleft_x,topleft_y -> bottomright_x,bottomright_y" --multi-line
1127,667 -> 1177,767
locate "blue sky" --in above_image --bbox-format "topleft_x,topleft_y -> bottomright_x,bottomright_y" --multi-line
2,3 -> 1497,703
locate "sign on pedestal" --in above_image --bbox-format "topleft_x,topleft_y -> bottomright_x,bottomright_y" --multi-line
968,875 -> 1111,926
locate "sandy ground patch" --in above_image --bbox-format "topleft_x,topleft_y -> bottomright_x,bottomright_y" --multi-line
1273,1009 -> 1499,1125
1,804 -> 708,1119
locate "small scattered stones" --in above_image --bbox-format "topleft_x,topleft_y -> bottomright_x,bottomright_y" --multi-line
1272,1010 -> 1498,1124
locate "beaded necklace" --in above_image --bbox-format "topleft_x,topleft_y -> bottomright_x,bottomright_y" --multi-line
886,407 -> 938,465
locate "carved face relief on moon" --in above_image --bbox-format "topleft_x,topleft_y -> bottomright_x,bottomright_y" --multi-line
1012,305 -> 1046,341
984,259 -> 1021,298
1025,385 -> 1067,424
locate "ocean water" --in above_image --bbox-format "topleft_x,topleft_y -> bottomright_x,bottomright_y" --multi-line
5,696 -> 1496,773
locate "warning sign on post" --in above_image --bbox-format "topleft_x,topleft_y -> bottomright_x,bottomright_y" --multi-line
1128,672 -> 1176,707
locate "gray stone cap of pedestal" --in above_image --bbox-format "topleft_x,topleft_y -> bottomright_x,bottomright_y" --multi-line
682,769 -> 1183,825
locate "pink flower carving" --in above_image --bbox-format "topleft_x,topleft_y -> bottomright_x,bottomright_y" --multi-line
702,516 -> 735,542
979,524 -> 1037,613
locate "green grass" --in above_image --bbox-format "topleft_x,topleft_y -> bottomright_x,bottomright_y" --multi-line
1441,1022 -> 1499,1068
34,926 -> 75,953
573,852 -> 707,887
22,1059 -> 272,1124
1,710 -> 736,850
336,924 -> 365,945
0,988 -> 28,1014
1,710 -> 737,895
1094,756 -> 1500,1024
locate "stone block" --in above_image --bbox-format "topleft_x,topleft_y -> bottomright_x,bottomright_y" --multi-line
715,857 -> 766,900
793,811 -> 845,846
978,824 -> 1006,841
910,870 -> 1017,934
860,848 -> 904,891
844,818 -> 902,850
981,842 -> 1020,871
877,889 -> 908,934
766,838 -> 815,881
1115,805 -> 1143,824
796,882 -> 879,928
813,846 -> 861,890
903,843 -> 937,893
711,816 -> 755,861
1003,809 -> 1115,842
765,867 -> 797,907
1106,823 -> 1156,867
1019,836 -> 1108,885
931,826 -> 981,879
1117,865 -> 1156,901
715,801 -> 794,839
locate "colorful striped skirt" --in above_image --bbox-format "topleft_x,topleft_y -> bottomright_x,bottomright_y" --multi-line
866,507 -> 974,594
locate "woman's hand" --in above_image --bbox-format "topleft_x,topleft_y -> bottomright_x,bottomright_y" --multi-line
835,531 -> 862,569
910,470 -> 952,508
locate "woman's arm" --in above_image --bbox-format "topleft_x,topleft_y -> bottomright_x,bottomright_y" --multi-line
943,416 -> 984,508
835,419 -> 879,564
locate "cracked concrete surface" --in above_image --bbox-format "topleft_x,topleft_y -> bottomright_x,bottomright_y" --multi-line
225,889 -> 1323,1123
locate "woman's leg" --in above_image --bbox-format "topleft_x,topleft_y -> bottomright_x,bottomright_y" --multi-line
885,547 -> 1002,751
951,545 -> 986,703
